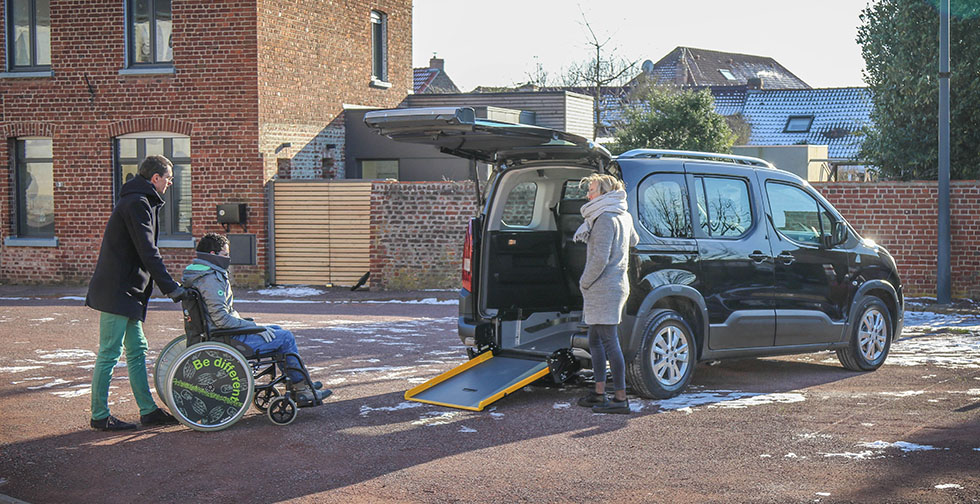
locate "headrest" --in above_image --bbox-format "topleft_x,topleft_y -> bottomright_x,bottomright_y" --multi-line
558,199 -> 587,215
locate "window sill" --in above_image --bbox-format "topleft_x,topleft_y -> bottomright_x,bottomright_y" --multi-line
159,238 -> 196,249
0,70 -> 54,79
119,66 -> 176,76
4,236 -> 58,247
370,78 -> 392,89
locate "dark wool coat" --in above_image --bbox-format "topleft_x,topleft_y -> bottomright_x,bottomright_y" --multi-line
85,175 -> 180,321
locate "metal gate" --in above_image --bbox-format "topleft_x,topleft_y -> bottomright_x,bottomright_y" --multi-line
271,180 -> 372,286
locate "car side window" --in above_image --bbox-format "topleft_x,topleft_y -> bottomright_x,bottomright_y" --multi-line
695,176 -> 752,238
637,173 -> 692,238
501,181 -> 537,227
766,182 -> 823,245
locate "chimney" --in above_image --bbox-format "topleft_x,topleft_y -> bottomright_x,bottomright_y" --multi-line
429,56 -> 444,71
747,77 -> 763,89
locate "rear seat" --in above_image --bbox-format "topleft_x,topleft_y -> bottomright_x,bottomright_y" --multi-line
556,199 -> 587,302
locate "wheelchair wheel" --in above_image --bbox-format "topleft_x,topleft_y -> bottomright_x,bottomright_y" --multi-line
253,386 -> 280,412
154,335 -> 186,406
165,343 -> 255,432
267,396 -> 297,426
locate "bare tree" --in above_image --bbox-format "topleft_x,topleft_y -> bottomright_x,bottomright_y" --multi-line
560,9 -> 636,139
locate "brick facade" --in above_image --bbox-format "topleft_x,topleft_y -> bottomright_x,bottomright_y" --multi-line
813,181 -> 980,299
370,181 -> 478,290
0,0 -> 410,286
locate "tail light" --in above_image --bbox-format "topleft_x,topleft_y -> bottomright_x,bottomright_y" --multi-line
461,219 -> 474,292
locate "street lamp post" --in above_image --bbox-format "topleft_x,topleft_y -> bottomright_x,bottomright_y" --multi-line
937,0 -> 951,304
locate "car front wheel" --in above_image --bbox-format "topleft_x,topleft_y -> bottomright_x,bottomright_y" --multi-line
627,310 -> 697,399
837,297 -> 892,371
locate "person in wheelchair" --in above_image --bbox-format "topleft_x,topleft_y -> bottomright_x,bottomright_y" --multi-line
180,232 -> 330,405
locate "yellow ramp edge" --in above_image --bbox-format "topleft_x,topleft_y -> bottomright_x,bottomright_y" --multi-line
404,352 -> 550,411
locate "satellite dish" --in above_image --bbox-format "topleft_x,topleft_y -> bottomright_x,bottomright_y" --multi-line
641,59 -> 655,74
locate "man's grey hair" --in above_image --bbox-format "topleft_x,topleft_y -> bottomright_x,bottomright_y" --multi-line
138,155 -> 173,180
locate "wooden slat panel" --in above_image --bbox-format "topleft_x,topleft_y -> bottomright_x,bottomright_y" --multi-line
273,180 -> 372,286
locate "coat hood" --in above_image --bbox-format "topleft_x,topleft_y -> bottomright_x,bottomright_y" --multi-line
182,257 -> 229,284
120,174 -> 165,206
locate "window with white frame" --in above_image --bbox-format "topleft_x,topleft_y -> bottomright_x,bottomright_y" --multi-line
127,0 -> 172,67
13,137 -> 53,237
6,0 -> 50,71
370,10 -> 387,82
115,133 -> 191,238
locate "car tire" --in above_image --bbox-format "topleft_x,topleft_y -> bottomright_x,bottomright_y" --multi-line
627,310 -> 697,399
837,296 -> 892,371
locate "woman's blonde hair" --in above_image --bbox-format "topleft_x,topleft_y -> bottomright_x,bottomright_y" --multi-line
579,173 -> 624,195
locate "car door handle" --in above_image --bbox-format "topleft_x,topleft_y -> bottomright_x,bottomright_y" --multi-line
748,251 -> 769,263
777,252 -> 795,265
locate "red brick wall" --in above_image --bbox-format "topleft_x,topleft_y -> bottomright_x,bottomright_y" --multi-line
256,0 -> 411,180
0,0 -> 410,286
370,181 -> 479,290
813,181 -> 980,299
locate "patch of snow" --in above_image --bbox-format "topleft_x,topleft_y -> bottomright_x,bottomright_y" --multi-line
255,286 -> 325,297
861,423 -> 874,427
821,450 -> 882,460
338,365 -> 415,374
27,378 -> 71,389
553,402 -> 571,409
904,310 -> 980,330
29,317 -> 55,322
815,493 -> 831,497
412,411 -> 459,426
359,401 -> 422,416
324,377 -> 347,385
879,390 -> 924,397
407,377 -> 428,384
352,359 -> 381,363
52,386 -> 91,398
233,299 -> 321,304
935,483 -> 962,490
858,440 -> 941,452
0,365 -> 44,373
629,401 -> 644,413
759,454 -> 771,458
359,298 -> 457,305
458,426 -> 477,433
36,349 -> 95,360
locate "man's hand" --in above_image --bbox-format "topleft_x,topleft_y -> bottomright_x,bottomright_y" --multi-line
168,286 -> 188,303
258,327 -> 275,343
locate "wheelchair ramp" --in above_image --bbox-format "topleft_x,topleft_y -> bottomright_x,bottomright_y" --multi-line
405,352 -> 550,411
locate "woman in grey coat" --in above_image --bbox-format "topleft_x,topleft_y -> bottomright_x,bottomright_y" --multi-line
574,173 -> 638,414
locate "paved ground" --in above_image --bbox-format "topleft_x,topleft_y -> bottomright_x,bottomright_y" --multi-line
1,286 -> 979,503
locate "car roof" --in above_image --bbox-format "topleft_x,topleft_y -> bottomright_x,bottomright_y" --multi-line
615,149 -> 779,171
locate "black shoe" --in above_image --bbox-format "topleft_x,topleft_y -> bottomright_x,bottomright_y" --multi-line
593,399 -> 630,414
577,391 -> 606,408
90,415 -> 137,431
140,408 -> 179,426
292,383 -> 332,406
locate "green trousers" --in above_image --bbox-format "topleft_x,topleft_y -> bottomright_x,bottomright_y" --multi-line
90,312 -> 159,420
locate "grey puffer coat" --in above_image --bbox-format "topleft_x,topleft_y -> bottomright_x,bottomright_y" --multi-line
181,257 -> 273,340
580,212 -> 639,325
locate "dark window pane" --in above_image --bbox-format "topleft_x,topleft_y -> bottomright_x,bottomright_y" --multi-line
174,163 -> 192,234
702,177 -> 752,237
16,139 -> 54,238
36,0 -> 50,65
638,173 -> 691,238
155,0 -> 172,62
12,0 -> 32,67
132,0 -> 152,63
767,182 -> 821,245
371,11 -> 385,80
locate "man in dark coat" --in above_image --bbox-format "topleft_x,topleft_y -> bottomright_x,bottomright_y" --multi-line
85,154 -> 187,431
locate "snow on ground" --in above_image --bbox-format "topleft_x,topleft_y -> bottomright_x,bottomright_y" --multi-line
650,390 -> 806,412
904,310 -> 980,331
255,286 -> 325,297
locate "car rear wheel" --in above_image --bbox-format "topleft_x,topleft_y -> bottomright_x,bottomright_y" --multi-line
837,297 -> 892,371
627,310 -> 697,399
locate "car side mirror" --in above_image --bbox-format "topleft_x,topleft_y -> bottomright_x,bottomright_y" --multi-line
822,221 -> 847,248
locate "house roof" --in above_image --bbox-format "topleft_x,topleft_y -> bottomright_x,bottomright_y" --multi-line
413,68 -> 460,94
633,47 -> 810,89
739,87 -> 872,160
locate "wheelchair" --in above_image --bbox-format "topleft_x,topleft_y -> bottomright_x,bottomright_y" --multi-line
154,288 -> 326,431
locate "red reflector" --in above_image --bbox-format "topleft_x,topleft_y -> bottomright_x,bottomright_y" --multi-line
462,220 -> 473,291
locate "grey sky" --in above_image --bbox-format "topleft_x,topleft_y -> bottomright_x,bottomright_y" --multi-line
412,0 -> 870,92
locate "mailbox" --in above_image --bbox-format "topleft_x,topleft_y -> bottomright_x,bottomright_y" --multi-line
216,203 -> 247,224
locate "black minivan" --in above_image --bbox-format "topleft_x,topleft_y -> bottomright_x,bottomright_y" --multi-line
366,107 -> 904,399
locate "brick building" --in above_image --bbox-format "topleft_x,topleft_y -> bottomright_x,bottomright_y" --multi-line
0,0 -> 411,285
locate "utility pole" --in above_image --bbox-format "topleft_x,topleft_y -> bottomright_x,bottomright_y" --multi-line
937,0 -> 951,304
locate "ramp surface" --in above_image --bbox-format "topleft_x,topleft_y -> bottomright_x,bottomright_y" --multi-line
405,352 -> 549,411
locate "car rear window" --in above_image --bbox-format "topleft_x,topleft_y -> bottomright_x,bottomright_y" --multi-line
561,180 -> 588,200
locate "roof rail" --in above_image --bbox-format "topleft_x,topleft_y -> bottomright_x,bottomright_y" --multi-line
616,149 -> 777,170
